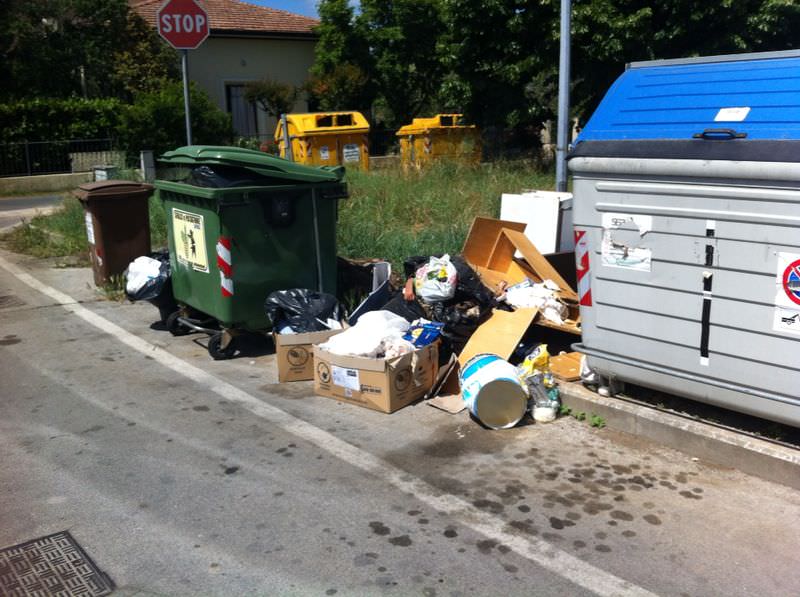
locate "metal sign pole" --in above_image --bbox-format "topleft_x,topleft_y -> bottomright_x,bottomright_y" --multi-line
555,0 -> 571,193
181,49 -> 193,146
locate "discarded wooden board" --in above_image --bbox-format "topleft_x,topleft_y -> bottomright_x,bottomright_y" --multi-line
550,351 -> 583,381
458,308 -> 538,366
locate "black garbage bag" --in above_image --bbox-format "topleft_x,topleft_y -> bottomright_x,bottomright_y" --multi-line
265,289 -> 343,333
126,250 -> 171,302
186,165 -> 271,188
125,250 -> 177,323
386,255 -> 497,359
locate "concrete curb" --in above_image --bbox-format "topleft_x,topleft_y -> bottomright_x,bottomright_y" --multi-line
559,381 -> 800,491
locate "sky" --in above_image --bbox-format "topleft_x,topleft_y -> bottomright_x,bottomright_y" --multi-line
247,0 -> 319,18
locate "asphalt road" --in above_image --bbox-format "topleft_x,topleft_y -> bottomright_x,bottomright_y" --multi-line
1,250 -> 799,596
0,194 -> 64,231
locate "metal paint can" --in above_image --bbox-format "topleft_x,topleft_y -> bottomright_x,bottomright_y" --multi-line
460,353 -> 528,429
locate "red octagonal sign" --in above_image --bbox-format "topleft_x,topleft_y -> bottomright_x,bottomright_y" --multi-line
158,0 -> 209,50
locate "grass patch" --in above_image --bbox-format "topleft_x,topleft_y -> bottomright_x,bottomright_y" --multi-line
2,161 -> 554,270
2,193 -> 170,259
1,194 -> 89,259
339,161 -> 554,268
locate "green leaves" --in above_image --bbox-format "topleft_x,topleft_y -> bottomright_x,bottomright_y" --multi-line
244,80 -> 298,119
117,82 -> 234,157
0,98 -> 124,143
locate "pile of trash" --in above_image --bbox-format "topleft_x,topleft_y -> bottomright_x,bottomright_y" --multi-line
124,216 -> 583,429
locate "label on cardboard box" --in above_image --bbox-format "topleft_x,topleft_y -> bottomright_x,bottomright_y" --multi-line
313,343 -> 438,413
332,365 -> 360,391
274,328 -> 344,383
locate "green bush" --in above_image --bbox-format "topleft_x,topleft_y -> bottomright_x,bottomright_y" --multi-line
0,98 -> 124,143
117,82 -> 234,158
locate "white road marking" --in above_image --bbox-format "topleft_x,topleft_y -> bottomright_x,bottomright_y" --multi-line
0,254 -> 655,597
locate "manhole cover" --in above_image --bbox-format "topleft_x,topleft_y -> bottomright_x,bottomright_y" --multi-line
0,295 -> 26,310
0,531 -> 114,596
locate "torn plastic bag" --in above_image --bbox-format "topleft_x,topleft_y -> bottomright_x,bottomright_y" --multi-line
126,251 -> 171,302
125,250 -> 177,323
265,289 -> 344,333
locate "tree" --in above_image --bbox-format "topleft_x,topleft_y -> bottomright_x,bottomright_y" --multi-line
443,0 -> 558,131
118,82 -> 234,157
111,11 -> 181,99
305,64 -> 371,112
359,0 -> 447,126
309,0 -> 376,114
0,0 -> 179,101
244,79 -> 298,119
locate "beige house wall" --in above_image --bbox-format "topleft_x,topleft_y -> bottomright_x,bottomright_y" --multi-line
188,36 -> 316,138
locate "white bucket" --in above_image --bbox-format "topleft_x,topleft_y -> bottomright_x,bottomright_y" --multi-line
460,353 -> 528,429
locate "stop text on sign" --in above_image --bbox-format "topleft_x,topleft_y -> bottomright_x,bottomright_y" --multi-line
160,13 -> 206,34
157,0 -> 209,50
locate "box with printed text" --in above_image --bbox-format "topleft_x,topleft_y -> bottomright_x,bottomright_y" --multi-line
312,343 -> 439,413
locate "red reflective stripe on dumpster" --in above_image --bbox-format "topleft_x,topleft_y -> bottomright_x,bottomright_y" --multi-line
575,229 -> 592,307
216,236 -> 234,296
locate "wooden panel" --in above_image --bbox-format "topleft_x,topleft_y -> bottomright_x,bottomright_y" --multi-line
458,308 -> 538,366
462,217 -> 526,268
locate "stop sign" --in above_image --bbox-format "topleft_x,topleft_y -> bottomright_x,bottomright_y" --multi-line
157,0 -> 209,50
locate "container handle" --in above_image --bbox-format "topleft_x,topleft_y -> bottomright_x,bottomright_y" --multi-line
692,128 -> 747,140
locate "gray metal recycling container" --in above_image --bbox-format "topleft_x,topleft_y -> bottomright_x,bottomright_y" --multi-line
568,50 -> 800,427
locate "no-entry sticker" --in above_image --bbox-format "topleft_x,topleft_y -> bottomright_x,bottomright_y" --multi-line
782,258 -> 800,305
774,253 -> 800,336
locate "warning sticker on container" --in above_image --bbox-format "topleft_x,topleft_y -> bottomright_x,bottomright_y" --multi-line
320,146 -> 330,161
172,208 -> 208,273
714,107 -> 750,122
84,212 -> 95,245
773,252 -> 800,335
332,365 -> 360,391
342,143 -> 360,163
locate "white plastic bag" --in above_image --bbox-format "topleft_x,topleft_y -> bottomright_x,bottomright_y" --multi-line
125,256 -> 163,295
414,254 -> 458,303
319,310 -> 411,358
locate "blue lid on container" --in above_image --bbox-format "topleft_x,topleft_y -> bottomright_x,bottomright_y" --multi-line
575,50 -> 800,143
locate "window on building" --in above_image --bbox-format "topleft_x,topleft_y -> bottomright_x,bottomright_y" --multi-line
226,84 -> 258,137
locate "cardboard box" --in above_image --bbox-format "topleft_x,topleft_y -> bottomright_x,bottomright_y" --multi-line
462,217 -> 581,335
313,343 -> 439,413
273,329 -> 344,382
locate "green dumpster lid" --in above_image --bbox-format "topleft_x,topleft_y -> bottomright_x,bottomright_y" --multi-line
158,146 -> 344,183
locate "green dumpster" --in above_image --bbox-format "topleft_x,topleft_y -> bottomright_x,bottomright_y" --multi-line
154,146 -> 347,359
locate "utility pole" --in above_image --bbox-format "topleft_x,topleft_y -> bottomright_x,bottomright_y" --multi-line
181,50 -> 193,146
555,0 -> 572,193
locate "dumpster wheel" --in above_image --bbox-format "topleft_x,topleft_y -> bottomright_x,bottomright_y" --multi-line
208,332 -> 237,360
166,311 -> 191,337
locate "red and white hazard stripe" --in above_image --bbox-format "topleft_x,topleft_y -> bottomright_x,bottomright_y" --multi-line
574,229 -> 592,307
216,236 -> 234,297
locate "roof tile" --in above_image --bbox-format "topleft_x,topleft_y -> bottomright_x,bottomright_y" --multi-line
130,0 -> 319,36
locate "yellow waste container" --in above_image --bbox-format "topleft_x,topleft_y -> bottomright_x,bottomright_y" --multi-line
396,114 -> 481,169
275,112 -> 370,170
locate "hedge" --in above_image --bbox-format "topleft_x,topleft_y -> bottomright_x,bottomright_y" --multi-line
0,98 -> 124,143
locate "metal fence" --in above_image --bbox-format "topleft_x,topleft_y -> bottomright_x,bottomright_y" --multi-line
0,138 -> 118,178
